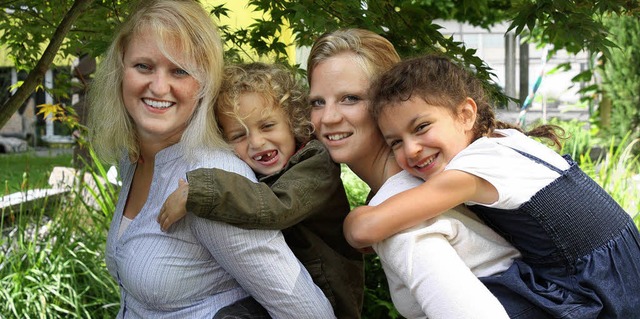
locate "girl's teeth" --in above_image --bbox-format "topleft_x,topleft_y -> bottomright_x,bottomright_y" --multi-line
417,156 -> 435,168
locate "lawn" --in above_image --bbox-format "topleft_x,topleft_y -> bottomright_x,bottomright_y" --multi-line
0,150 -> 74,194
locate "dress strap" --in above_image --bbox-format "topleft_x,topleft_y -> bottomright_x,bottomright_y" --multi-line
497,143 -> 565,174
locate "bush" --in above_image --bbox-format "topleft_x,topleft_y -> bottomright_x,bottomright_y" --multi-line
0,194 -> 119,317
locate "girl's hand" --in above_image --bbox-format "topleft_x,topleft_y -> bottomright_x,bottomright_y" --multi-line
343,205 -> 380,248
158,178 -> 189,232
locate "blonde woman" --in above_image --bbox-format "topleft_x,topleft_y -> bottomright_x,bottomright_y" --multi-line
88,1 -> 334,318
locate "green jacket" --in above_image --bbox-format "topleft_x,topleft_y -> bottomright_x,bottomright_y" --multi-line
186,139 -> 364,319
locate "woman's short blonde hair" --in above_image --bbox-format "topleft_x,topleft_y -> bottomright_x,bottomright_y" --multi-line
216,63 -> 312,145
88,0 -> 224,163
307,28 -> 400,85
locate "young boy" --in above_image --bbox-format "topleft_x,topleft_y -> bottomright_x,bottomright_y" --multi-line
158,62 -> 364,318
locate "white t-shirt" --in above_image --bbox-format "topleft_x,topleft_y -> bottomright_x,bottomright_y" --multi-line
370,170 -> 520,319
446,129 -> 569,209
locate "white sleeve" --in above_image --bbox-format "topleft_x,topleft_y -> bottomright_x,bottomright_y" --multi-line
377,228 -> 509,319
446,136 -> 562,209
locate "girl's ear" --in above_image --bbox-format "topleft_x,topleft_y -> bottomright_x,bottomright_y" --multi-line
459,97 -> 477,130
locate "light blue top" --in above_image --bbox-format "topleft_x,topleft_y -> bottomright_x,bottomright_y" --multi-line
105,142 -> 334,319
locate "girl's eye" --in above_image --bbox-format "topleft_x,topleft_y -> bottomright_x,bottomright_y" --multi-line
388,139 -> 402,150
342,95 -> 361,104
415,122 -> 430,133
310,98 -> 325,108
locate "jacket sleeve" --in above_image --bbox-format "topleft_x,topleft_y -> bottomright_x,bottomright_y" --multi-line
185,142 -> 342,230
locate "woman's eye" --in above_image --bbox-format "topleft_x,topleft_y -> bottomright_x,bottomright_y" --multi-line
134,63 -> 151,72
310,99 -> 325,108
342,95 -> 361,104
174,68 -> 189,77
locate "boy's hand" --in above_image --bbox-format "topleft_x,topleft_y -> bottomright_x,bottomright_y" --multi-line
158,178 -> 189,232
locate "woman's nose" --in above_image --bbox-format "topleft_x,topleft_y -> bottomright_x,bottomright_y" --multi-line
320,102 -> 342,124
149,71 -> 171,96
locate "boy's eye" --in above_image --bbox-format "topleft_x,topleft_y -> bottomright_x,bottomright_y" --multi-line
262,122 -> 276,130
227,132 -> 246,142
310,98 -> 325,108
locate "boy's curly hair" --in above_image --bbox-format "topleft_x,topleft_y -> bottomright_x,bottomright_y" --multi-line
215,62 -> 312,145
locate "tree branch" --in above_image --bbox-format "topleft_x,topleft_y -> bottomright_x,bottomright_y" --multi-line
0,0 -> 94,128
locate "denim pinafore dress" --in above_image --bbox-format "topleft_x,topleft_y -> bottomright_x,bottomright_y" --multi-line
473,149 -> 640,319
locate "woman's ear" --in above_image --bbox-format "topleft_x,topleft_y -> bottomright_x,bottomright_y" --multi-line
459,97 -> 477,130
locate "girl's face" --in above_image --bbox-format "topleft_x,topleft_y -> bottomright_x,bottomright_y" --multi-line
309,53 -> 381,165
122,28 -> 200,146
218,92 -> 296,176
377,97 -> 476,181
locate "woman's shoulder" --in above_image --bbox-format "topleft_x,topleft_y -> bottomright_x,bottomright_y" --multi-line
192,147 -> 257,181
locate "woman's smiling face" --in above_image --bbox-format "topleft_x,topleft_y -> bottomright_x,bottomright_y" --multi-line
121,28 -> 200,146
308,53 -> 380,165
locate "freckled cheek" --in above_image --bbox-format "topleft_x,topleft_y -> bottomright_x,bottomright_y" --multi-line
181,84 -> 200,105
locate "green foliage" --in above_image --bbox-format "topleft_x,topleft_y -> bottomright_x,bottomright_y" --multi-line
0,0 -> 128,72
341,165 -> 370,210
598,14 -> 640,145
215,0 -> 509,105
0,188 -> 119,317
509,0 -> 622,57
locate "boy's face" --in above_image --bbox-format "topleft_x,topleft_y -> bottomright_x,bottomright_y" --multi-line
377,97 -> 475,181
219,92 -> 296,176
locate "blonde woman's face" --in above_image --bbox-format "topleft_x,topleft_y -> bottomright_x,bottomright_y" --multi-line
308,53 -> 381,166
121,29 -> 200,147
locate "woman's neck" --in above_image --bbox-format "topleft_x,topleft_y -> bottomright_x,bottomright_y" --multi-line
348,145 -> 401,194
136,140 -> 171,166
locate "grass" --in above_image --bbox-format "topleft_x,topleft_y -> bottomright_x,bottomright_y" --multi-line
1,150 -> 73,194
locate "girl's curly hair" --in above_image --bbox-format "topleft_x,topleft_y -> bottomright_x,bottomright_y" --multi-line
369,55 -> 565,149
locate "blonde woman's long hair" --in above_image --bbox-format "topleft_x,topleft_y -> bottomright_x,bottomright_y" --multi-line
88,0 -> 225,163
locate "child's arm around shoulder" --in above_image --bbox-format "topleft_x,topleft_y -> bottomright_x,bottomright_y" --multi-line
344,169 -> 497,248
186,141 -> 343,229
